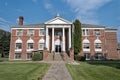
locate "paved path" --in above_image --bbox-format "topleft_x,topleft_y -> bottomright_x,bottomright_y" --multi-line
42,61 -> 72,80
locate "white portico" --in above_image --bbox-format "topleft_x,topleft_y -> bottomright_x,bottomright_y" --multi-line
44,15 -> 72,53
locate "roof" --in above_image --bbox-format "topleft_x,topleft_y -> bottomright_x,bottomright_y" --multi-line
11,24 -> 45,28
82,24 -> 105,28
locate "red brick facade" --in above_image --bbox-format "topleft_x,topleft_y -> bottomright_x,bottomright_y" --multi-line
9,16 -> 119,60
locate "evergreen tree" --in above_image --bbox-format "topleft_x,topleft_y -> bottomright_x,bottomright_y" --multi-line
73,19 -> 82,54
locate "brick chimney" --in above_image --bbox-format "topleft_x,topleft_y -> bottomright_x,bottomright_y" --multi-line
18,16 -> 24,26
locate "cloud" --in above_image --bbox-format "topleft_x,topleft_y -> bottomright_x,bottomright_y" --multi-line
44,2 -> 53,10
0,17 -> 12,31
65,0 -> 112,24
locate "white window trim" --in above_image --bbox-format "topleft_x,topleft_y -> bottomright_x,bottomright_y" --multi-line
39,29 -> 45,36
26,53 -> 32,60
94,30 -> 101,36
27,29 -> 34,36
82,29 -> 89,36
14,53 -> 22,60
16,29 -> 23,36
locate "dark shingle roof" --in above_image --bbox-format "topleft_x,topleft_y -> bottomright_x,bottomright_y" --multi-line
82,24 -> 105,28
12,24 -> 45,28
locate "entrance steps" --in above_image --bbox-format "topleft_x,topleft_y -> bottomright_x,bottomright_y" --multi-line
44,53 -> 73,62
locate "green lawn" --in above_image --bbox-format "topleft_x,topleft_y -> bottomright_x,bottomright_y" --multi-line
66,61 -> 120,80
0,63 -> 50,80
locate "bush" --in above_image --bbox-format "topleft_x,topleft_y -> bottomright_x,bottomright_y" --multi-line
32,53 -> 43,61
74,55 -> 86,61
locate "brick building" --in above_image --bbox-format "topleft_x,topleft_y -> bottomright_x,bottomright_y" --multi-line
9,15 -> 119,60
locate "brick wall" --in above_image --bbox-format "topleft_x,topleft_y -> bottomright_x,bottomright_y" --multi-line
9,29 -> 45,60
105,32 -> 118,59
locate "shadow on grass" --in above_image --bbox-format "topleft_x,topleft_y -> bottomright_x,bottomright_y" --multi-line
0,58 -> 8,62
86,60 -> 120,69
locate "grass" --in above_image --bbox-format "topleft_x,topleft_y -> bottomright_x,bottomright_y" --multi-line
66,61 -> 120,80
0,63 -> 50,80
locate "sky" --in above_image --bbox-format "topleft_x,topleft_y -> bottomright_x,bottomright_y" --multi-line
0,0 -> 120,42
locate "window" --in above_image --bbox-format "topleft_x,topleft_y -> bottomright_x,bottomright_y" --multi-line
55,32 -> 62,36
94,39 -> 102,51
39,43 -> 45,50
15,53 -> 21,59
27,53 -> 32,59
15,43 -> 22,49
94,29 -> 100,36
86,29 -> 89,35
82,29 -> 85,35
95,53 -> 102,60
27,39 -> 34,51
83,43 -> 90,49
28,29 -> 34,36
83,39 -> 90,51
39,39 -> 45,50
84,53 -> 90,60
27,43 -> 33,49
95,43 -> 102,49
15,39 -> 22,51
17,29 -> 22,36
40,29 -> 45,35
82,29 -> 89,36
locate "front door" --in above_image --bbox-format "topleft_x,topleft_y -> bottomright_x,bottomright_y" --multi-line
55,45 -> 61,53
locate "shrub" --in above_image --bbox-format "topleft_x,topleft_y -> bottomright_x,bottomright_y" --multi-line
74,55 -> 86,61
32,53 -> 43,61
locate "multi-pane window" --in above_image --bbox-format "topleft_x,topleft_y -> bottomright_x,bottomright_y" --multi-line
82,29 -> 89,36
94,29 -> 100,36
95,43 -> 102,49
39,43 -> 45,50
83,43 -> 90,49
17,29 -> 22,36
15,53 -> 21,59
28,29 -> 34,36
27,53 -> 32,59
15,43 -> 22,49
84,53 -> 90,60
27,43 -> 34,49
40,29 -> 45,36
95,53 -> 102,60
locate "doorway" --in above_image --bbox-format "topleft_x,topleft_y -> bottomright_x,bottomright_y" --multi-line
55,45 -> 61,53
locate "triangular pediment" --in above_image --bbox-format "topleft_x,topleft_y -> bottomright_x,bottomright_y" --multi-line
45,16 -> 72,24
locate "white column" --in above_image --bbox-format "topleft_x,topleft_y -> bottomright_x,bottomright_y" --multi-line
62,28 -> 65,51
45,27 -> 48,49
52,28 -> 54,51
69,27 -> 71,48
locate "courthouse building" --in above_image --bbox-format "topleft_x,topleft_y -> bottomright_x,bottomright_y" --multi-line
9,14 -> 119,60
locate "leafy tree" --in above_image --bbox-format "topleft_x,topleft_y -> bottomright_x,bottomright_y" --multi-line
0,32 -> 10,57
73,19 -> 82,54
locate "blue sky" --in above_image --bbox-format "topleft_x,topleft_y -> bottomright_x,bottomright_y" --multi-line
0,0 -> 120,41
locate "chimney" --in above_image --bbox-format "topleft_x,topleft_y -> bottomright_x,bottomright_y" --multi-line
18,16 -> 24,26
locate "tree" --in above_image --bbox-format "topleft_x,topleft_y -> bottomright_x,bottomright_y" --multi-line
73,19 -> 82,54
0,32 -> 10,57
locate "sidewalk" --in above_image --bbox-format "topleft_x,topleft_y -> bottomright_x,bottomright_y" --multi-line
42,61 -> 72,80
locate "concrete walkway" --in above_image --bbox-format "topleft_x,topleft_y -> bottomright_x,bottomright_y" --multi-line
42,61 -> 72,80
